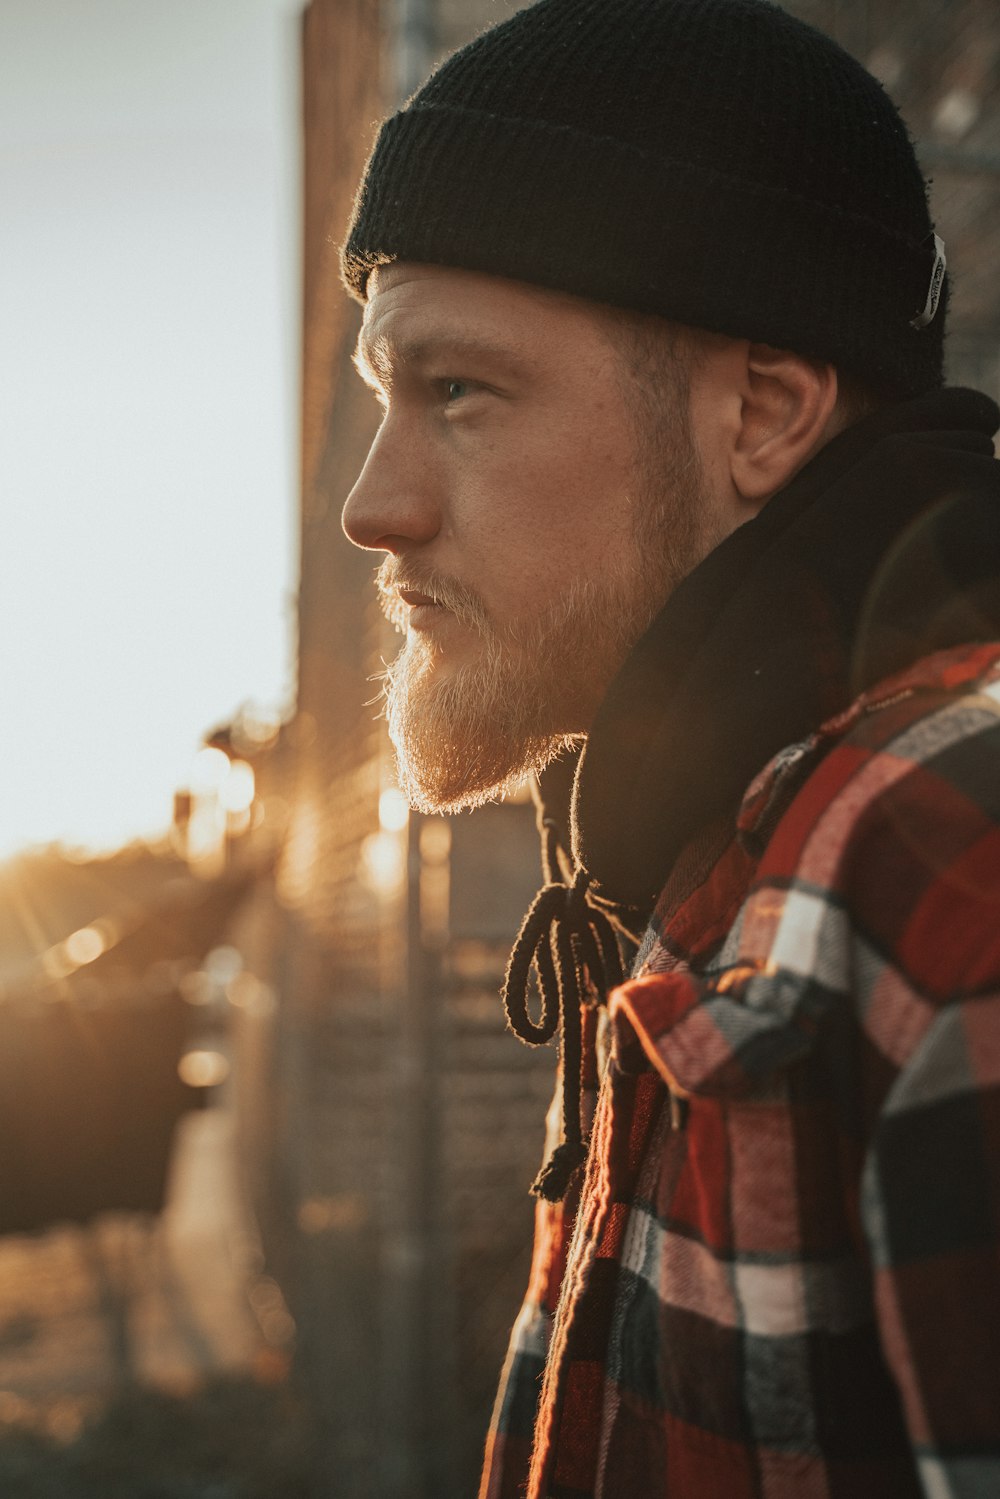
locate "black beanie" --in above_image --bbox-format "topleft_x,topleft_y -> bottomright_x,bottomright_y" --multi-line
342,0 -> 947,399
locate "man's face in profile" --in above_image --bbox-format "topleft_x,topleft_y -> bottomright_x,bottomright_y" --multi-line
342,262 -> 710,811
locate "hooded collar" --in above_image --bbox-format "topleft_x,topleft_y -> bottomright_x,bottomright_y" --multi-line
569,386 -> 1000,914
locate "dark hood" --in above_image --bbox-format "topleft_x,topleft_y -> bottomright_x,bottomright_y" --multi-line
569,386 -> 1000,914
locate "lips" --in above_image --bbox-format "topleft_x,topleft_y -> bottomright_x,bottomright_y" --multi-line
395,587 -> 449,633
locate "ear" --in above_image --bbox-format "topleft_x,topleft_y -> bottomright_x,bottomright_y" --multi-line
729,345 -> 840,508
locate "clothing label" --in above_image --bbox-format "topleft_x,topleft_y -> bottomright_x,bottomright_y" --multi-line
910,234 -> 947,330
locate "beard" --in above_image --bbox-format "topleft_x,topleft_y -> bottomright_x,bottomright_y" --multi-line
376,426 -> 711,814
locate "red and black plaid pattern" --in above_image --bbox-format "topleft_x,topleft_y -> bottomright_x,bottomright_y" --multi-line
480,643 -> 1000,1499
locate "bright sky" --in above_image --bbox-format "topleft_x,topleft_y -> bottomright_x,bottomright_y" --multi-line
0,0 -> 300,858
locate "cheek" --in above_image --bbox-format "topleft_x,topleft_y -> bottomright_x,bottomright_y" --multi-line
477,419 -> 635,559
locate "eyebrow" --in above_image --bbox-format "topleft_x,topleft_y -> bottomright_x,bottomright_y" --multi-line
352,328 -> 524,390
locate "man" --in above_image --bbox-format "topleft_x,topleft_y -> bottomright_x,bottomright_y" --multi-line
340,0 -> 1000,1494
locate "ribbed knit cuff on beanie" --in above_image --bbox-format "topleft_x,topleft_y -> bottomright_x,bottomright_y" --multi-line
342,0 -> 946,399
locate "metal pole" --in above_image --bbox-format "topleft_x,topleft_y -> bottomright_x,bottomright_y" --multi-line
386,812 -> 454,1496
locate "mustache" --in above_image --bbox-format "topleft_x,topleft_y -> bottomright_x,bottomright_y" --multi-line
376,558 -> 491,634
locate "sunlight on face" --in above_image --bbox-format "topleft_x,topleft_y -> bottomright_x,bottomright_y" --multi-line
376,397 -> 707,812
344,262 -> 713,814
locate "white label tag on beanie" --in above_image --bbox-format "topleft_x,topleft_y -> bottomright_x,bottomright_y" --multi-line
910,234 -> 947,330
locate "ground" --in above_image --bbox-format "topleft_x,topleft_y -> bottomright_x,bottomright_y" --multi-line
0,1108 -> 315,1497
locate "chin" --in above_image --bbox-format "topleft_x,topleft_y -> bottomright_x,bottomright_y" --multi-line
383,638 -> 579,813
379,551 -> 673,811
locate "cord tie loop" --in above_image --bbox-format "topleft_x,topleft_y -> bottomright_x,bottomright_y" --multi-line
502,861 -> 626,1201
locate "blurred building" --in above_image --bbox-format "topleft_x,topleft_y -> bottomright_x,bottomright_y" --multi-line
241,2 -> 1000,1496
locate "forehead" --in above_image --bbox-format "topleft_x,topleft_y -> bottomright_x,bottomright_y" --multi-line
360,261 -> 620,363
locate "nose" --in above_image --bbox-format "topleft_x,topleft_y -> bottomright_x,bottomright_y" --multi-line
341,416 -> 440,554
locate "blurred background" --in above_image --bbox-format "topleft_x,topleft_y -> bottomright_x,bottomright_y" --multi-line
0,0 -> 998,1495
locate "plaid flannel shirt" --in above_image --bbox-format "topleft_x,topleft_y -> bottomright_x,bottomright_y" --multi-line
480,641 -> 1000,1499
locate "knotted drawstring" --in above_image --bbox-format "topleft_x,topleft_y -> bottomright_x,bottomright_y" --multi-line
502,820 -> 625,1202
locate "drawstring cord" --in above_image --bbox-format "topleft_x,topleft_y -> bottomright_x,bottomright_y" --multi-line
502,821 -> 625,1202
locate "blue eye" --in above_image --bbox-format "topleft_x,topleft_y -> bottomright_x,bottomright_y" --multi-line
445,379 -> 468,402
